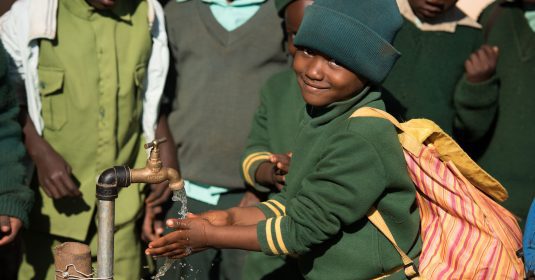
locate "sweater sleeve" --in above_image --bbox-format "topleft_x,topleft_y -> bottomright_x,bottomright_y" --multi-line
256,131 -> 387,256
241,85 -> 273,192
453,75 -> 499,142
0,43 -> 34,228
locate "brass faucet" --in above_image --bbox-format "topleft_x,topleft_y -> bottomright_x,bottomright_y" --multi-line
130,138 -> 184,191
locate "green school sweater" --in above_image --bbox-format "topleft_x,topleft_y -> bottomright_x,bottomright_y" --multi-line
0,42 -> 34,228
381,19 -> 485,134
453,2 -> 535,223
256,89 -> 421,280
241,69 -> 305,280
241,69 -> 304,193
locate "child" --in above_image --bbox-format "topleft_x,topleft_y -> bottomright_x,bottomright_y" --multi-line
453,0 -> 535,227
1,0 -> 169,278
159,0 -> 288,278
240,0 -> 311,278
148,0 -> 421,279
381,0 -> 488,134
0,41 -> 34,280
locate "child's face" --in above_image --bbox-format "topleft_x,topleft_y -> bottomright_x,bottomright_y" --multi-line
285,0 -> 314,56
293,48 -> 368,107
408,0 -> 458,21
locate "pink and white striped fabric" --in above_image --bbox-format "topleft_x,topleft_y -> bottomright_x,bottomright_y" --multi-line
405,144 -> 524,279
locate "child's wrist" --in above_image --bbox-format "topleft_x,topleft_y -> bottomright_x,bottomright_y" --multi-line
255,161 -> 276,186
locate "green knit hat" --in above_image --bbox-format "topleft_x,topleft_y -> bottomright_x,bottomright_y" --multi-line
294,0 -> 403,84
275,0 -> 294,16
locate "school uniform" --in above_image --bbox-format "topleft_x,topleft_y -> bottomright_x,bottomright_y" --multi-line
256,89 -> 421,280
162,0 -> 288,278
1,0 -> 168,278
381,0 -> 486,134
241,69 -> 304,279
453,1 -> 535,225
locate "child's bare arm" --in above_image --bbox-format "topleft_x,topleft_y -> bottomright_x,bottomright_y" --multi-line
145,217 -> 261,258
193,206 -> 266,227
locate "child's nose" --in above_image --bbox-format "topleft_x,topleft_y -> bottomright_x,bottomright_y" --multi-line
305,57 -> 325,81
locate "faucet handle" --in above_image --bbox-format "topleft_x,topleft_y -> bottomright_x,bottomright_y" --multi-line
144,137 -> 167,149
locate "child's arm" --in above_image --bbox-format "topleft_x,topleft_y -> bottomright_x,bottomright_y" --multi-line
193,205 -> 267,227
453,44 -> 500,142
145,217 -> 261,259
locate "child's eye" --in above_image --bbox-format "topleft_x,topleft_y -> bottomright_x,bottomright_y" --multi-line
328,59 -> 340,67
302,48 -> 313,56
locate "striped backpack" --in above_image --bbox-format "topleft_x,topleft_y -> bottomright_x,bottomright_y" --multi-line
351,107 -> 525,279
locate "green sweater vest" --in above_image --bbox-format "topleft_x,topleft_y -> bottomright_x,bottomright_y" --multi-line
256,90 -> 421,280
453,2 -> 535,223
382,19 -> 484,134
0,42 -> 34,227
164,0 -> 288,190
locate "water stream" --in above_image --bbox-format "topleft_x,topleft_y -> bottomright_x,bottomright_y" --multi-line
152,189 -> 195,279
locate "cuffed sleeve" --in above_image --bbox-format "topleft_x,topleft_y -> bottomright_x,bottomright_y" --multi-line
241,85 -> 274,192
257,197 -> 286,218
453,75 -> 499,142
242,151 -> 271,189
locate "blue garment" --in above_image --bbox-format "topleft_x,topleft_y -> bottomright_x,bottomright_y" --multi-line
176,0 -> 266,31
524,199 -> 535,275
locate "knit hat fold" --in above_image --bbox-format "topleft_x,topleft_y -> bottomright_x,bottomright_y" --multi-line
294,0 -> 403,84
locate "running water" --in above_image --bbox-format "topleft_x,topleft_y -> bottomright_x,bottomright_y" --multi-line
152,189 -> 194,280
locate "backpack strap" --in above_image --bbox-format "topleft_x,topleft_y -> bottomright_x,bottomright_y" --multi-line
350,107 -> 421,156
367,207 -> 420,280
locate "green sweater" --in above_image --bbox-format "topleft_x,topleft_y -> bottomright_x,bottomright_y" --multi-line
381,19 -> 484,134
242,69 -> 304,193
0,42 -> 34,227
256,89 -> 421,280
453,2 -> 535,223
164,0 -> 288,190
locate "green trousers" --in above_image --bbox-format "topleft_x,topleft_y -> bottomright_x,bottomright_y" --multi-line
18,219 -> 141,280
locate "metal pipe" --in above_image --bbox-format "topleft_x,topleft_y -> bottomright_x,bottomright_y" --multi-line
97,200 -> 114,279
95,138 -> 184,279
96,166 -> 130,279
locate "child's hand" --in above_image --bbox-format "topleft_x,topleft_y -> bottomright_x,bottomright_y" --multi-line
464,45 -> 499,84
189,211 -> 232,227
269,153 -> 292,191
145,217 -> 211,259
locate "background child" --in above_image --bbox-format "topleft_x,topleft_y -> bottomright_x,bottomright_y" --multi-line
1,0 -> 169,278
381,0 -> 488,134
240,0 -> 311,278
159,0 -> 288,278
148,0 -> 421,279
0,41 -> 34,280
453,0 -> 535,226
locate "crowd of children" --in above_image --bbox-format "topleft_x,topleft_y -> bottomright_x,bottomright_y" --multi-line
0,0 -> 533,279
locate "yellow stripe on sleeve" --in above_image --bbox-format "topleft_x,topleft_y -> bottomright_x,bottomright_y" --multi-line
242,152 -> 272,186
262,201 -> 282,216
269,200 -> 286,215
265,218 -> 279,255
274,216 -> 289,254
